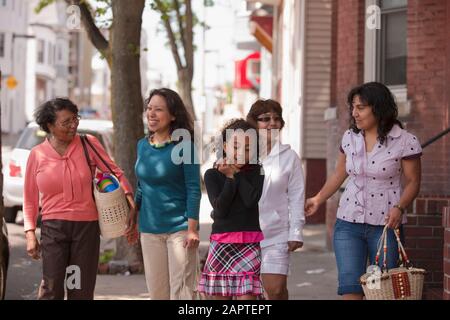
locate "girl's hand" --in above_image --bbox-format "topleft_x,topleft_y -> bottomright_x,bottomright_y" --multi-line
386,207 -> 403,229
184,230 -> 200,249
217,160 -> 238,178
305,196 -> 321,216
288,241 -> 303,252
26,230 -> 41,260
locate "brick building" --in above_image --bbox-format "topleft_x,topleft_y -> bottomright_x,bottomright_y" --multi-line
246,0 -> 449,299
326,0 -> 450,299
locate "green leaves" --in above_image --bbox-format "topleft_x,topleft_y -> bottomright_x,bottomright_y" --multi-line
99,250 -> 115,264
93,0 -> 112,29
34,0 -> 56,14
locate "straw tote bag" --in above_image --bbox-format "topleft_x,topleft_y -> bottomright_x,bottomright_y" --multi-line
80,135 -> 129,239
360,225 -> 426,300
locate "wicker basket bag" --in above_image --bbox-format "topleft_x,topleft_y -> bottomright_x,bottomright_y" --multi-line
360,225 -> 426,300
81,135 -> 129,239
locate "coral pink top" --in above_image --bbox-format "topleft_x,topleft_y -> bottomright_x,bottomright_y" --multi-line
210,231 -> 264,244
23,134 -> 133,232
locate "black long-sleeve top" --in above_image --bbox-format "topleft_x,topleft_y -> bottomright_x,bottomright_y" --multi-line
204,164 -> 265,235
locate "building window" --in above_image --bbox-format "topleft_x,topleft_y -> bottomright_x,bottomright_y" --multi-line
57,44 -> 63,62
376,0 -> 407,86
1,0 -> 7,7
48,42 -> 53,65
37,39 -> 45,63
0,33 -> 5,58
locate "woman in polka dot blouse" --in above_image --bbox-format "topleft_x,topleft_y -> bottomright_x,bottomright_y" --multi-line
305,82 -> 422,300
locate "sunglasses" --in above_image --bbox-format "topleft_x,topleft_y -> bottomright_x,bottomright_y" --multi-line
257,115 -> 281,123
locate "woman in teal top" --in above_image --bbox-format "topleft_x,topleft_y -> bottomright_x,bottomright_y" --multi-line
126,88 -> 201,300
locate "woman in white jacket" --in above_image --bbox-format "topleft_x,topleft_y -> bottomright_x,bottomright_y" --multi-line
247,99 -> 306,300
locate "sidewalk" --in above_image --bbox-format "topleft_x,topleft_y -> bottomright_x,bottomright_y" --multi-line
94,193 -> 339,300
94,225 -> 338,300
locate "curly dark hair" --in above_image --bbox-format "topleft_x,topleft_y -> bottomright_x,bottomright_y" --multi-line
347,82 -> 403,145
215,118 -> 259,164
34,98 -> 79,133
145,88 -> 194,141
246,99 -> 285,129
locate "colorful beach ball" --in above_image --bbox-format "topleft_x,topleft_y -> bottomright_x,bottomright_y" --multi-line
96,174 -> 119,193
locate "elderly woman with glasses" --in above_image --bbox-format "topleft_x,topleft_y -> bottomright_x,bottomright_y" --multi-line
23,98 -> 135,300
305,82 -> 422,300
246,99 -> 306,300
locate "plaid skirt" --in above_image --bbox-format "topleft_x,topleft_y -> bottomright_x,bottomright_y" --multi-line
197,240 -> 263,296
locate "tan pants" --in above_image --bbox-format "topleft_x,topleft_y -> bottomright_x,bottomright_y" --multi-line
140,230 -> 199,300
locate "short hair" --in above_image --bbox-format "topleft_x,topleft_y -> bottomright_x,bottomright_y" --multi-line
246,99 -> 285,129
34,98 -> 79,133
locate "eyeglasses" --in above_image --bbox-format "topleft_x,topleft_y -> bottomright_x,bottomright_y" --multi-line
58,115 -> 81,128
257,115 -> 281,123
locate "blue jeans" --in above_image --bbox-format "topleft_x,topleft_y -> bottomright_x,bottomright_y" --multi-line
333,219 -> 402,295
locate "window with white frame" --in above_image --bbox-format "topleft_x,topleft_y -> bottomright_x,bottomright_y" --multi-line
57,44 -> 63,62
48,42 -> 53,65
377,0 -> 407,86
365,0 -> 408,85
0,33 -> 5,58
37,39 -> 45,63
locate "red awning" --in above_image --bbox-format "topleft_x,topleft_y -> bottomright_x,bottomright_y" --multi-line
249,15 -> 273,53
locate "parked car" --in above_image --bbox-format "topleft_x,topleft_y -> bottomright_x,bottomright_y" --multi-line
79,108 -> 100,119
0,218 -> 9,300
3,120 -> 114,223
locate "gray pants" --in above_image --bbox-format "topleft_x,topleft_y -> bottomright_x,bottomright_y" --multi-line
38,220 -> 100,300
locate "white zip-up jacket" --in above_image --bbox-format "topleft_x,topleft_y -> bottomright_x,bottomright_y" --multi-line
259,142 -> 306,248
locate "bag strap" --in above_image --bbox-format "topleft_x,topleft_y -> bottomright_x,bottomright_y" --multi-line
80,135 -> 95,199
80,135 -> 94,179
394,228 -> 412,267
375,225 -> 386,268
375,225 -> 412,272
80,134 -> 116,176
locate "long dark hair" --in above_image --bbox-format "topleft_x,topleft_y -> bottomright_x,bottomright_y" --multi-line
145,88 -> 194,141
347,82 -> 403,145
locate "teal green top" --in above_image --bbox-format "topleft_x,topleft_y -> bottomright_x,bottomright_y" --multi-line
134,137 -> 201,234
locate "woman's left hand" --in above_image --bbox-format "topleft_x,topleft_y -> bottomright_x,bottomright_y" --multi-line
184,230 -> 200,249
125,207 -> 139,245
386,207 -> 403,229
288,241 -> 303,252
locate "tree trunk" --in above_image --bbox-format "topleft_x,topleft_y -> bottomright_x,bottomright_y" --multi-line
178,68 -> 196,120
110,0 -> 145,263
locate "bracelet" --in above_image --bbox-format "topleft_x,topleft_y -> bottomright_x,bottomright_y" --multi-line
393,204 -> 405,215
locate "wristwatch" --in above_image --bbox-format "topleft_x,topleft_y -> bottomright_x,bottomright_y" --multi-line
393,204 -> 405,215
